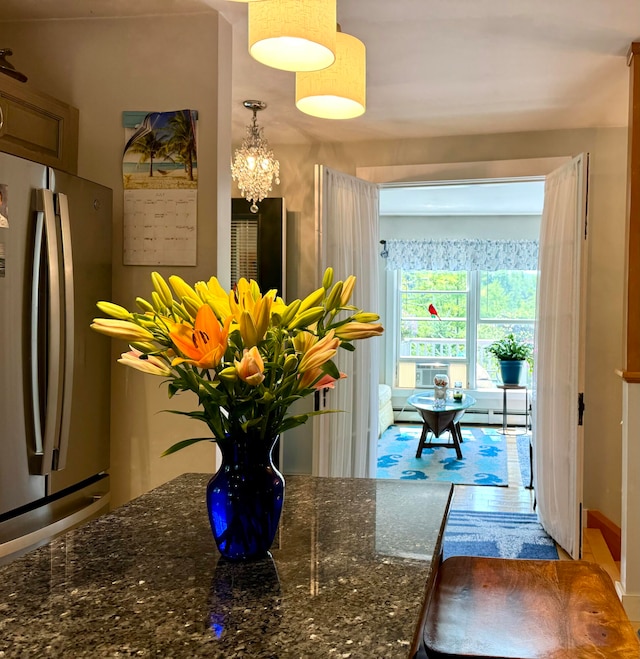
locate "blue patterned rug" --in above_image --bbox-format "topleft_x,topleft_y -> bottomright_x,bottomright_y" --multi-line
443,510 -> 559,560
376,424 -> 508,486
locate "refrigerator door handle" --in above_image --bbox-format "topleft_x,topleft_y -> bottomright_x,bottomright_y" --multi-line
33,189 -> 65,476
56,192 -> 74,471
30,209 -> 46,459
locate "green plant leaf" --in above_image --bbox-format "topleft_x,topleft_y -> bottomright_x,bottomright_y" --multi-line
161,436 -> 215,456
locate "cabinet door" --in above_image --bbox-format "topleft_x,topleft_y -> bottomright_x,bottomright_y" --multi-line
0,76 -> 78,174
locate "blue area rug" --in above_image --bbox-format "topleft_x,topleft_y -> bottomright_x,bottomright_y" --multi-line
443,510 -> 559,560
376,424 -> 508,486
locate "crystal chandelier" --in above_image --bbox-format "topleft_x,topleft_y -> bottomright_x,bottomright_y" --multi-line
231,100 -> 280,213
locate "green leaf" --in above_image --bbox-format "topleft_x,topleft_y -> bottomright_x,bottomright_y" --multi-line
278,415 -> 310,433
322,360 -> 341,379
161,437 -> 215,456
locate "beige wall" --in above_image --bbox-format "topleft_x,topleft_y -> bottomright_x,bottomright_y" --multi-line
1,13 -> 232,507
273,128 -> 628,525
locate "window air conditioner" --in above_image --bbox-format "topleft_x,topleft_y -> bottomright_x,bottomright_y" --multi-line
415,363 -> 449,389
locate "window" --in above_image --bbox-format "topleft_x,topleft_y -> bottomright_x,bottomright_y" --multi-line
396,268 -> 536,389
379,178 -> 543,393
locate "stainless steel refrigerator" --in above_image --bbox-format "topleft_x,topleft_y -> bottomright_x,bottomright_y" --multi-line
0,151 -> 112,563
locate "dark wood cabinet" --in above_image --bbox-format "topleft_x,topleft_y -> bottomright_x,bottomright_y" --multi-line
0,75 -> 79,174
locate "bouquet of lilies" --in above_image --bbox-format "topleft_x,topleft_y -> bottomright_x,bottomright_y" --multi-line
91,268 -> 383,454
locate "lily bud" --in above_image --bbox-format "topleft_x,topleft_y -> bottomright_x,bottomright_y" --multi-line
91,318 -> 154,341
288,307 -> 325,330
182,296 -> 202,319
118,348 -> 171,376
280,299 -> 302,326
129,341 -> 158,354
173,304 -> 191,322
324,282 -> 343,311
96,301 -> 132,320
340,275 -> 356,306
169,275 -> 198,302
351,312 -> 380,323
282,354 -> 298,374
334,322 -> 384,340
299,287 -> 326,313
322,267 -> 334,290
217,366 -> 238,382
152,272 -> 173,308
135,297 -> 155,313
151,291 -> 165,313
235,347 -> 265,386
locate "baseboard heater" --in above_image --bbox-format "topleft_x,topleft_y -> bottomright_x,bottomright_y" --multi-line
393,407 -> 528,426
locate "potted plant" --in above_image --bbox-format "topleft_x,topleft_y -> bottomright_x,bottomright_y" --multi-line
90,268 -> 383,561
487,333 -> 533,385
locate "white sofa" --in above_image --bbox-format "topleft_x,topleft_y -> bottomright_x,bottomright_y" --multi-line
379,384 -> 394,437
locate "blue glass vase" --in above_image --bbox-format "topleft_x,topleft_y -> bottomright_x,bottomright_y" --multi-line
206,431 -> 284,561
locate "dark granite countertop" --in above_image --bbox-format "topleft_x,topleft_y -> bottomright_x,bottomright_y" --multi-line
0,474 -> 452,658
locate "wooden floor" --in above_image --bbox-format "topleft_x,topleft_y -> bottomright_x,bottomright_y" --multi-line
448,427 -> 640,634
450,429 -> 535,514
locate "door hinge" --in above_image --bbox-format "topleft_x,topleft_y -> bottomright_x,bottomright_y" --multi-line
578,392 -> 585,426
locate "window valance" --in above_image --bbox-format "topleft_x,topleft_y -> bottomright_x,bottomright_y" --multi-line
384,239 -> 539,272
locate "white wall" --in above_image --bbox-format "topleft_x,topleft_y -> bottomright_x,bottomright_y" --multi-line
380,214 -> 541,240
274,128 -> 628,526
0,12 -> 232,507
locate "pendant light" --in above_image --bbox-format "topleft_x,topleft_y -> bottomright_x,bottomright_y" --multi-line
248,0 -> 337,72
295,27 -> 366,119
231,101 -> 280,213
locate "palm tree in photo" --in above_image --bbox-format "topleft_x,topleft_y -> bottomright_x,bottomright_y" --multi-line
126,131 -> 166,177
166,110 -> 197,181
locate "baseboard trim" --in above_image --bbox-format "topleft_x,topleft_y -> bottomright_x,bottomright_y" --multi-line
587,510 -> 621,562
616,582 -> 640,620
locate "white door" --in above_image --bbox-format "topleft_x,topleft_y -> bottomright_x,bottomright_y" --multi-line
312,165 -> 380,478
532,154 -> 589,559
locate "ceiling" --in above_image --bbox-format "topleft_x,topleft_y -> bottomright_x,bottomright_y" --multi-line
1,0 -> 639,145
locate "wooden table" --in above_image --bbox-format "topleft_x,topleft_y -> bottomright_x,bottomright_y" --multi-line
408,393 -> 476,459
423,556 -> 640,658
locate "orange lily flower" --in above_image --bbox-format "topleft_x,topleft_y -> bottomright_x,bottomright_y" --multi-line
170,304 -> 231,369
235,346 -> 265,386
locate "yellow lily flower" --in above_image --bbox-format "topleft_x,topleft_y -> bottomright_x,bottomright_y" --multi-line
170,304 -> 231,369
230,278 -> 278,347
195,277 -> 232,320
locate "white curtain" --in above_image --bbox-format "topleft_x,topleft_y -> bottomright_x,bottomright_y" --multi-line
533,154 -> 586,558
385,239 -> 539,271
313,166 -> 380,477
